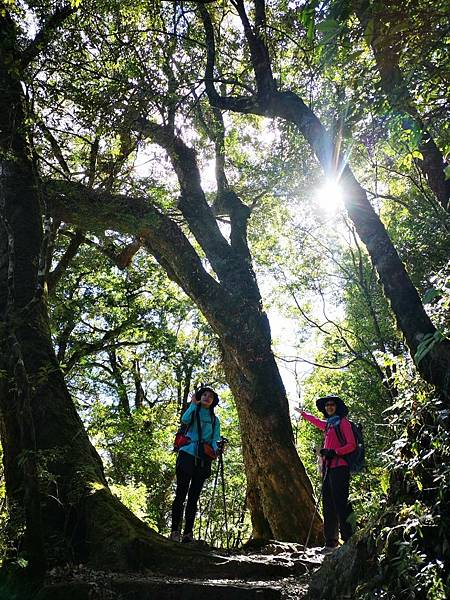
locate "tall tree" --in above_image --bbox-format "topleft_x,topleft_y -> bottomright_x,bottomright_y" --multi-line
0,2 -> 214,572
0,3 -> 189,572
47,127 -> 320,542
199,0 -> 450,403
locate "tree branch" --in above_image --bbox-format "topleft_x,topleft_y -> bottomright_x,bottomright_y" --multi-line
47,229 -> 84,294
199,3 -> 260,113
232,0 -> 276,97
45,179 -> 241,335
192,94 -> 253,263
275,352 -> 360,370
36,121 -> 72,177
135,120 -> 259,300
20,5 -> 77,71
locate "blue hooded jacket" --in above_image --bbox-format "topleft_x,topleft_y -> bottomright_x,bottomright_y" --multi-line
179,403 -> 221,457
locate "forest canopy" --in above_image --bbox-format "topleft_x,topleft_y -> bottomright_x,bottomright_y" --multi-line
0,0 -> 449,597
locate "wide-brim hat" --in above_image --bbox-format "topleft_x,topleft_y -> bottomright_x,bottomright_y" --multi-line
195,386 -> 219,407
316,395 -> 348,417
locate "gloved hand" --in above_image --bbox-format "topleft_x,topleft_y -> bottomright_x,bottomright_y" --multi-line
320,448 -> 336,459
216,437 -> 229,454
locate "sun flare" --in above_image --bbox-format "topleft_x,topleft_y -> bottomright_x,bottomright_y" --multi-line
315,180 -> 343,213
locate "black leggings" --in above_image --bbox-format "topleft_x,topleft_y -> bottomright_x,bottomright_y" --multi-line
171,452 -> 210,535
322,466 -> 354,545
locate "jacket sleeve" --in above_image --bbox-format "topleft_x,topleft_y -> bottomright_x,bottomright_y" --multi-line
301,411 -> 326,431
181,403 -> 196,424
335,418 -> 357,456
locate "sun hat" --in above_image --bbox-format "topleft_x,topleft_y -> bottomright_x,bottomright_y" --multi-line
195,386 -> 219,407
316,395 -> 348,417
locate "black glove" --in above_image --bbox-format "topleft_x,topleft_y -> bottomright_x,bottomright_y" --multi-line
217,437 -> 229,454
320,448 -> 336,459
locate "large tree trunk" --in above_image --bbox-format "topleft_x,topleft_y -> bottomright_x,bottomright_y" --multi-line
0,301 -> 162,570
221,341 -> 321,542
1,13 -> 47,572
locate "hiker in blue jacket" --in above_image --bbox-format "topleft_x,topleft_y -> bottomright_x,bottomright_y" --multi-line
170,386 -> 221,543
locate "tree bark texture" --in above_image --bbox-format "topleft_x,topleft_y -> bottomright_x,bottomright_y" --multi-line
1,12 -> 48,572
221,346 -> 321,542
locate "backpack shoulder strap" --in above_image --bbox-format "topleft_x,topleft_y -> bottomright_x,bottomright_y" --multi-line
334,421 -> 347,446
195,404 -> 202,441
211,411 -> 216,438
183,406 -> 196,434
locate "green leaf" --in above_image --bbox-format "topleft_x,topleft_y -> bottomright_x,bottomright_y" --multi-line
414,331 -> 447,365
17,558 -> 28,568
307,18 -> 315,42
317,19 -> 339,33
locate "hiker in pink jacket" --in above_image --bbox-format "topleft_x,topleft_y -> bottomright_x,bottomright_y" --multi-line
301,395 -> 356,550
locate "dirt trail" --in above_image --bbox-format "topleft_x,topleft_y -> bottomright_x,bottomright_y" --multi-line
36,542 -> 328,599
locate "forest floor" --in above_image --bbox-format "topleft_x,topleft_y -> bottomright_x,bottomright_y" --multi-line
34,541 -> 328,599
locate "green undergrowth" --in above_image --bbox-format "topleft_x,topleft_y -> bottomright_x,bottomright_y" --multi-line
356,390 -> 450,599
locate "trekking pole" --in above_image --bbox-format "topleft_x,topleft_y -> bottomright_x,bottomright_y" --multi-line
218,441 -> 230,554
204,458 -> 220,542
304,464 -> 328,549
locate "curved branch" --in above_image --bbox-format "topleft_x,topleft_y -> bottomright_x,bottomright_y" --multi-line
275,353 -> 360,371
45,180 -> 240,334
233,0 -> 275,97
135,120 -> 259,301
47,229 -> 84,294
199,3 -> 260,113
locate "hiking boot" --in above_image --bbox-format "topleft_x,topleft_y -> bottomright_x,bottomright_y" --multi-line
170,531 -> 181,542
182,532 -> 194,543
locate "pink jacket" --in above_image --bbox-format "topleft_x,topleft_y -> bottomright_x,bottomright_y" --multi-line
301,411 -> 356,470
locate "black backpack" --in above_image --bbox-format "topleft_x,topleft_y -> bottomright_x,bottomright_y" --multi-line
335,420 -> 366,474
